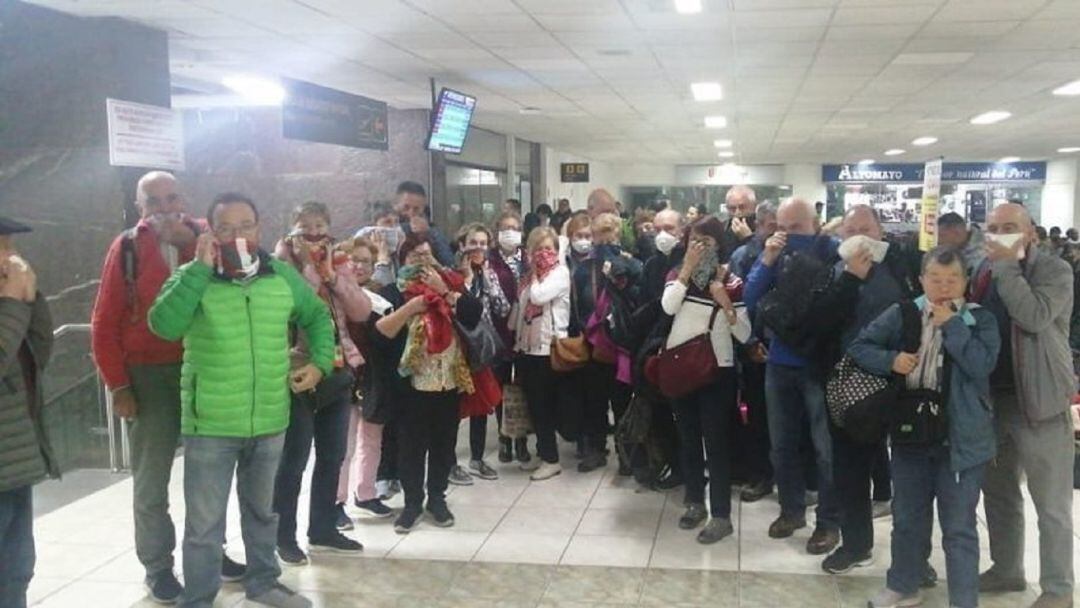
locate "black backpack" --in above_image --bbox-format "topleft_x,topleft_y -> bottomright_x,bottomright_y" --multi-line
757,244 -> 833,357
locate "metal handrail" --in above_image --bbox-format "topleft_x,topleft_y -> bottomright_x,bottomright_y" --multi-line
48,322 -> 129,472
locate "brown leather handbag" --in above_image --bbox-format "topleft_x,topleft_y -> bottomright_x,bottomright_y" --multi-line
551,335 -> 589,372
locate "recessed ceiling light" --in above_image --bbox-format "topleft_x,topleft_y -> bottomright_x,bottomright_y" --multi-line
1052,79 -> 1080,96
970,110 -> 1011,125
691,82 -> 723,101
704,115 -> 727,129
674,0 -> 702,14
519,107 -> 542,115
1058,146 -> 1080,153
596,48 -> 631,57
718,151 -> 735,158
884,149 -> 905,156
999,156 -> 1020,163
858,159 -> 875,165
713,139 -> 733,148
912,136 -> 938,146
222,75 -> 285,105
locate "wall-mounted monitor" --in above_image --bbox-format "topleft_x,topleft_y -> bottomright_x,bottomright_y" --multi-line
426,88 -> 476,154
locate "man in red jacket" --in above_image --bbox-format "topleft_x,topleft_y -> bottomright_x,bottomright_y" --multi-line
91,171 -> 243,604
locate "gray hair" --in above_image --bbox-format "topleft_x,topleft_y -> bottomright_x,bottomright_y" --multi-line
135,171 -> 176,204
755,200 -> 778,221
921,245 -> 967,275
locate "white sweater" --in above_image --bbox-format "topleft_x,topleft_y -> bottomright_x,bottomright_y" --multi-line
660,280 -> 751,367
512,264 -> 571,356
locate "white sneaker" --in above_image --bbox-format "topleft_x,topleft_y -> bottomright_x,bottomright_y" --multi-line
867,587 -> 922,608
872,500 -> 892,519
530,462 -> 562,481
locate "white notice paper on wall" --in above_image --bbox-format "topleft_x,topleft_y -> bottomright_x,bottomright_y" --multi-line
106,98 -> 185,171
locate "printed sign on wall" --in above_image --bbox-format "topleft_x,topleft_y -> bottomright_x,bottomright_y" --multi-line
561,163 -> 590,183
282,78 -> 389,150
919,158 -> 943,252
106,98 -> 185,170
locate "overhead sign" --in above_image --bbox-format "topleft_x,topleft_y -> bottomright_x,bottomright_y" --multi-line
919,158 -> 943,252
561,163 -> 590,183
106,98 -> 185,171
822,161 -> 1046,183
282,78 -> 388,150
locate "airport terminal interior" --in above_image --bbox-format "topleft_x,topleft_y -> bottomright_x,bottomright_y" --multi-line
5,0 -> 1080,607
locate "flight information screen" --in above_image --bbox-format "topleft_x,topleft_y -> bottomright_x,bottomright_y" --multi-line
427,88 -> 476,154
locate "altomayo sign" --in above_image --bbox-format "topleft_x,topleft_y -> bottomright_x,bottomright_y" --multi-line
822,161 -> 1046,183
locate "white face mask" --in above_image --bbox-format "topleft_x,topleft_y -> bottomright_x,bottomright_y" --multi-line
985,232 -> 1026,259
571,239 -> 593,254
498,229 -> 522,250
654,231 -> 679,255
838,234 -> 889,263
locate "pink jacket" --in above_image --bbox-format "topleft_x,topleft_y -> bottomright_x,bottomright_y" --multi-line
274,239 -> 371,368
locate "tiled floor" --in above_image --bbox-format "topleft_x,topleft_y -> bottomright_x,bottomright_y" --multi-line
26,429 -> 1080,607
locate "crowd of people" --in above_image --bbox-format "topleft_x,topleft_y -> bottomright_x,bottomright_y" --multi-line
0,171 -> 1076,608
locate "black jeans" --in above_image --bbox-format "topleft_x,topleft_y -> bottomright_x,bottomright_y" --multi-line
872,441 -> 892,502
273,388 -> 351,545
733,359 -> 772,485
581,361 -> 631,453
376,420 -> 397,482
0,485 -> 33,608
674,369 -> 737,519
518,354 -> 559,464
833,431 -> 890,555
398,389 -> 459,511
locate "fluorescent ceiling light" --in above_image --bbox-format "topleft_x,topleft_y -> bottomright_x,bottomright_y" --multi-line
1058,146 -> 1080,153
713,139 -> 733,148
1052,79 -> 1080,96
884,149 -> 905,156
222,75 -> 285,105
999,156 -> 1020,163
704,115 -> 727,129
691,82 -> 723,101
858,159 -> 875,165
674,0 -> 702,14
970,110 -> 1011,125
718,151 -> 735,158
912,136 -> 938,146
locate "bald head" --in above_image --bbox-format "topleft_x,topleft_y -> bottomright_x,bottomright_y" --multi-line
725,185 -> 757,218
987,202 -> 1035,244
776,197 -> 818,236
587,189 -> 617,218
135,171 -> 183,220
653,209 -> 681,237
842,205 -> 883,241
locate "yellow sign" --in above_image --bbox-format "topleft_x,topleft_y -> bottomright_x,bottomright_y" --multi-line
919,158 -> 943,252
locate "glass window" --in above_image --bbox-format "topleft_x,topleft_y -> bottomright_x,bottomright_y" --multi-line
445,165 -> 506,239
453,127 -> 507,169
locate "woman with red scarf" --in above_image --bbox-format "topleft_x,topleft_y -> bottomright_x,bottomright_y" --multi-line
512,227 -> 571,481
372,233 -> 483,534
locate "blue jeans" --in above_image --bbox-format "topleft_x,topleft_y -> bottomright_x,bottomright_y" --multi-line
0,485 -> 34,608
764,363 -> 839,528
273,391 -> 350,545
180,433 -> 285,608
889,444 -> 985,608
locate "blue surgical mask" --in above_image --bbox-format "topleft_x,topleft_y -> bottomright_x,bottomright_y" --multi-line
594,243 -> 621,259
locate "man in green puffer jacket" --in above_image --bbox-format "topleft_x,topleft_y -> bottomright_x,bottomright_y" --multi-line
149,193 -> 333,608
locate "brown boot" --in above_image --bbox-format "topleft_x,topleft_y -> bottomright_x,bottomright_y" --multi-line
806,527 -> 839,555
767,515 -> 807,539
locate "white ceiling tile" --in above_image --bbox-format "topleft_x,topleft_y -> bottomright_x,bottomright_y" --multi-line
734,8 -> 834,28
832,4 -> 938,25
1038,0 -> 1080,19
935,0 -> 1048,21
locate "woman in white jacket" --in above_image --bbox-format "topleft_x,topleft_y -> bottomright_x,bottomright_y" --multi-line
661,216 -> 752,544
512,227 -> 570,481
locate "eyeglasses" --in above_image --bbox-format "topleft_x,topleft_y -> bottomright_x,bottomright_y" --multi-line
213,222 -> 258,239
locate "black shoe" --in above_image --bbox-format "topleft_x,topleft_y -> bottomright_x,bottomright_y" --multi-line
354,497 -> 394,518
220,554 -> 246,583
821,547 -> 873,574
276,542 -> 309,566
922,564 -> 939,589
575,438 -> 587,459
806,527 -> 840,556
767,515 -> 807,539
678,503 -> 708,530
335,503 -> 353,531
309,532 -> 364,554
697,518 -> 734,544
394,508 -> 423,534
739,480 -> 774,503
653,467 -> 683,490
515,437 -> 531,463
144,570 -> 183,605
426,501 -> 456,528
498,438 -> 513,463
978,567 -> 1027,593
577,451 -> 608,473
617,460 -> 633,477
